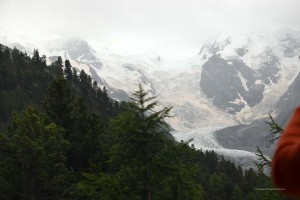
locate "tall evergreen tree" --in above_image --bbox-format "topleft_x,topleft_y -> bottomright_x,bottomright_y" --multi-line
49,56 -> 63,77
32,49 -> 40,64
0,106 -> 73,199
4,47 -> 11,63
43,78 -> 72,127
107,84 -> 171,199
72,68 -> 79,83
64,59 -> 73,81
0,44 -> 3,62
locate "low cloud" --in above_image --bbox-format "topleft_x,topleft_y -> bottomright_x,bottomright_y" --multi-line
1,0 -> 299,60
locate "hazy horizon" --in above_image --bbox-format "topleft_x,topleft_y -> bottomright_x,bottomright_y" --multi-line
1,0 -> 300,60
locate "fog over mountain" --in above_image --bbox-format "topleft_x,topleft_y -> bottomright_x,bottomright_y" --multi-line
2,29 -> 299,169
1,0 -> 300,60
1,0 -> 300,169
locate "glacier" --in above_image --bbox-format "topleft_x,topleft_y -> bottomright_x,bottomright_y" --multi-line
1,29 -> 300,170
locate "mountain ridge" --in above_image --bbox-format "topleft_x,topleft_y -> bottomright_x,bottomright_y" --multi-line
1,29 -> 299,131
1,29 -> 300,171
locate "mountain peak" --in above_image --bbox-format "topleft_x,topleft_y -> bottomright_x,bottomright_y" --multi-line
46,38 -> 97,62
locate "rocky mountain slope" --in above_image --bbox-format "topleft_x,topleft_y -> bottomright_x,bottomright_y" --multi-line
1,29 -> 300,166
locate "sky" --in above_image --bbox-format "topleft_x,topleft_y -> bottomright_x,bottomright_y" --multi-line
0,0 -> 300,60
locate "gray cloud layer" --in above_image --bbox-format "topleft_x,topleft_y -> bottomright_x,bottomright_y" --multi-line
1,0 -> 299,59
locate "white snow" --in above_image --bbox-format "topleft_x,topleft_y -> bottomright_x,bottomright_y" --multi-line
1,29 -> 300,131
70,60 -> 91,75
172,127 -> 223,149
172,127 -> 260,170
3,30 -> 300,171
2,29 -> 300,130
255,79 -> 262,85
238,71 -> 249,91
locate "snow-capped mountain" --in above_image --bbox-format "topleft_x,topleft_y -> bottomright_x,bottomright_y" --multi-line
47,39 -> 103,69
2,30 -> 300,130
1,29 -> 300,169
199,31 -> 300,117
214,69 -> 300,158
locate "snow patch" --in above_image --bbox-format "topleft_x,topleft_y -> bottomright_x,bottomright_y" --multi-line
172,127 -> 260,170
238,71 -> 249,91
255,79 -> 262,85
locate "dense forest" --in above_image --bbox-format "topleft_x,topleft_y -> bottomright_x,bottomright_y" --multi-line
0,44 -> 292,199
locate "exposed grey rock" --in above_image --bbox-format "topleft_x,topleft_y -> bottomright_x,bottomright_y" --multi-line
200,55 -> 265,113
48,39 -> 103,69
48,56 -> 59,63
200,46 -> 282,114
257,49 -> 280,84
275,72 -> 300,126
236,48 -> 248,57
136,68 -> 156,95
89,65 -> 129,101
215,72 -> 300,157
215,121 -> 274,156
89,65 -> 107,86
279,33 -> 300,58
123,64 -> 135,71
109,89 -> 130,101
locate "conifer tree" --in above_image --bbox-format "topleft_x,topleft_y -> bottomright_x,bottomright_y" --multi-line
43,78 -> 72,126
0,106 -> 73,199
4,47 -> 11,63
231,184 -> 242,200
0,43 -> 3,62
72,68 -> 79,83
32,49 -> 40,64
49,56 -> 63,77
64,59 -> 73,80
108,84 -> 171,200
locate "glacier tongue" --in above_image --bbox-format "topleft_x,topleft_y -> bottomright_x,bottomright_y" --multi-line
35,30 -> 300,130
2,30 -> 300,131
172,127 -> 261,171
149,57 -> 236,131
172,127 -> 223,149
2,29 -> 300,170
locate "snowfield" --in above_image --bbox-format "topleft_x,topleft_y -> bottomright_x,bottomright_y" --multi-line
172,127 -> 262,170
1,29 -> 299,171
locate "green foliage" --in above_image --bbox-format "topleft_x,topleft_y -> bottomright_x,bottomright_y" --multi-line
255,114 -> 283,174
152,143 -> 205,200
231,184 -> 242,200
43,78 -> 72,126
0,44 -> 291,200
265,114 -> 283,142
106,84 -> 172,199
64,59 -> 73,81
49,56 -> 64,77
0,106 -> 74,199
255,146 -> 272,174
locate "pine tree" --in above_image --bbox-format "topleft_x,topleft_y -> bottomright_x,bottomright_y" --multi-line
41,55 -> 47,66
43,78 -> 72,126
49,56 -> 63,77
231,184 -> 242,200
4,47 -> 11,63
64,59 -> 73,81
0,43 -> 3,62
108,84 -> 171,199
66,97 -> 105,171
72,68 -> 79,83
0,106 -> 73,199
32,49 -> 40,64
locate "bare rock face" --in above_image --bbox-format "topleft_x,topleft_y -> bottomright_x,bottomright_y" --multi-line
200,50 -> 280,114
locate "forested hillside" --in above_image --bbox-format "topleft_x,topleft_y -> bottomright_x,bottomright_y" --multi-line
0,44 -> 291,199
